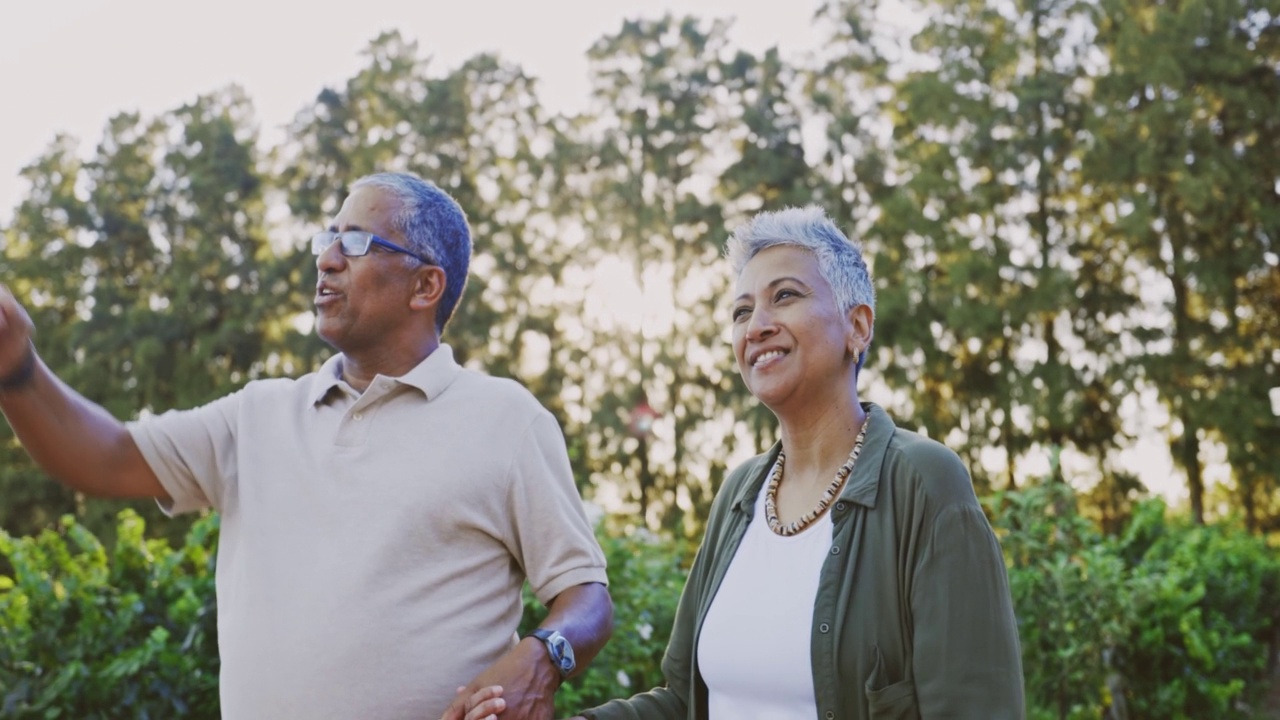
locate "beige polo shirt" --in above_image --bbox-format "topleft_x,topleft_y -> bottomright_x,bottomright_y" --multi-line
128,344 -> 607,720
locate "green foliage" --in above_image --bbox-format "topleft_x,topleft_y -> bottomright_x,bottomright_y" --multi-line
1115,500 -> 1280,719
992,482 -> 1139,720
994,483 -> 1280,719
0,511 -> 219,718
1,0 -> 1279,711
5,0 -> 1280,538
3,501 -> 1279,718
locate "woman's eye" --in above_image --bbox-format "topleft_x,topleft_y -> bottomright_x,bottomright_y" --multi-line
732,307 -> 751,321
776,289 -> 798,301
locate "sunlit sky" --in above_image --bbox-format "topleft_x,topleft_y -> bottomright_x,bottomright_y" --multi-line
0,0 -> 840,219
0,0 -> 1209,504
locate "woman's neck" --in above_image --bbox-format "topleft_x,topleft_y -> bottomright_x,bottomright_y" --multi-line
776,393 -> 868,486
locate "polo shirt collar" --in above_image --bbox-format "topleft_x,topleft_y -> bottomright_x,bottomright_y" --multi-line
732,402 -> 893,514
307,344 -> 463,405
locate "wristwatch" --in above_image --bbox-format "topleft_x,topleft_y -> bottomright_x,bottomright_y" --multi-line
528,628 -> 576,678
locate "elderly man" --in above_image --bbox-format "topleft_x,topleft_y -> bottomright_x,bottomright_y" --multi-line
0,172 -> 612,720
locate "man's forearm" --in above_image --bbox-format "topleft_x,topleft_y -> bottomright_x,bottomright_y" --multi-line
441,584 -> 613,720
0,352 -> 166,499
534,582 -> 614,679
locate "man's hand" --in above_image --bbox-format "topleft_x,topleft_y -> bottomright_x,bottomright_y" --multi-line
440,638 -> 559,720
0,285 -> 36,380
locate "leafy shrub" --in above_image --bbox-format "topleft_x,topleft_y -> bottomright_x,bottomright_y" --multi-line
5,500 -> 1277,719
1116,499 -> 1280,719
992,483 -> 1280,720
1,511 -> 691,719
0,510 -> 219,718
990,482 -> 1140,720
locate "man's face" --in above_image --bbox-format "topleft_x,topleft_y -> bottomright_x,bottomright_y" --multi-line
313,186 -> 422,354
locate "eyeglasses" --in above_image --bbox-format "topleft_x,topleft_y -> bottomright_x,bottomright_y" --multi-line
311,231 -> 435,265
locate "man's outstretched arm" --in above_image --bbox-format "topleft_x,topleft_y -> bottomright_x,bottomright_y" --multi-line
0,284 -> 167,500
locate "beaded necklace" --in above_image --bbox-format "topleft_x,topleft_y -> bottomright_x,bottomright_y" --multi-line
763,416 -> 871,537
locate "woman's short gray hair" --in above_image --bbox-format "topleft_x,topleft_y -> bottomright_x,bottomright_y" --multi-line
725,205 -> 875,316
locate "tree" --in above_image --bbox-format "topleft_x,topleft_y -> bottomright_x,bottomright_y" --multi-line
0,88 -> 282,541
867,0 -> 1120,496
1088,0 -> 1280,524
567,15 -> 764,532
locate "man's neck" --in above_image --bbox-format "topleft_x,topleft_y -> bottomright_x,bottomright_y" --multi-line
341,338 -> 440,393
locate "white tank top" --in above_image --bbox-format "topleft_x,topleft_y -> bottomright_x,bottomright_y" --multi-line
697,488 -> 833,719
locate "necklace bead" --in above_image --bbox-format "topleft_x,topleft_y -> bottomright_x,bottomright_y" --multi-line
764,417 -> 870,536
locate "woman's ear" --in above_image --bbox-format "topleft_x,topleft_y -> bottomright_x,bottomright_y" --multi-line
409,265 -> 447,312
846,304 -> 874,357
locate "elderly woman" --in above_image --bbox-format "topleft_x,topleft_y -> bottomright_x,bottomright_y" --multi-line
458,207 -> 1024,720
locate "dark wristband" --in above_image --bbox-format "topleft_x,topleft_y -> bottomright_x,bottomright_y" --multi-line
0,346 -> 37,391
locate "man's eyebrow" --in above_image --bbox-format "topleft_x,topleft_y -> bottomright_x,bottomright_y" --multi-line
327,223 -> 370,233
733,276 -> 809,303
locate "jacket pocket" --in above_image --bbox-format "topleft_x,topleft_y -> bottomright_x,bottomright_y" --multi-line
864,646 -> 920,720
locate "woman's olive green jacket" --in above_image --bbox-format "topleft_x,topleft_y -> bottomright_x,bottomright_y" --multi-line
583,403 -> 1025,720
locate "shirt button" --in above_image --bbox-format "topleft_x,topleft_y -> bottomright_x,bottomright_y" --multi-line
819,622 -> 830,633
830,546 -> 841,555
825,711 -> 835,719
834,501 -> 847,512
353,413 -> 364,421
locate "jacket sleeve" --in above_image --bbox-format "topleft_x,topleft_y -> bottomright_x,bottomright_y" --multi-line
910,501 -> 1026,718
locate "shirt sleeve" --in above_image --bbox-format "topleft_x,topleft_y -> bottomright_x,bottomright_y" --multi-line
126,390 -> 242,516
911,501 -> 1026,718
504,410 -> 608,604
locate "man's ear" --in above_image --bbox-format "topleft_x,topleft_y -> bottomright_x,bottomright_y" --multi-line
846,304 -> 874,357
409,266 -> 448,312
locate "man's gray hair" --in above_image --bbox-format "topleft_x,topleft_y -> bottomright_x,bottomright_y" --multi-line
351,172 -> 472,334
725,205 -> 876,316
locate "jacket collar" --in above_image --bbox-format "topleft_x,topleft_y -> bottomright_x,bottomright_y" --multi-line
732,402 -> 893,514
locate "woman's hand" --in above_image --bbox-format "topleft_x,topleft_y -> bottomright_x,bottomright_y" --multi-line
441,685 -> 505,720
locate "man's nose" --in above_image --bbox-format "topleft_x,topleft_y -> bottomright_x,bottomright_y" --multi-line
315,240 -> 348,272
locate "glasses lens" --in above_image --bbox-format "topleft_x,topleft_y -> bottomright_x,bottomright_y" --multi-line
311,231 -> 336,255
338,232 -> 373,256
312,231 -> 374,256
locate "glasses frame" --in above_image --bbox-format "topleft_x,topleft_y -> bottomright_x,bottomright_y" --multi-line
311,230 -> 435,266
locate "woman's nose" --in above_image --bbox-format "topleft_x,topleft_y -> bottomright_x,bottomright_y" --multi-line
745,306 -> 777,341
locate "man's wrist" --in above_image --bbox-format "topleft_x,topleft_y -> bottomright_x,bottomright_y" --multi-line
526,628 -> 576,680
0,345 -> 37,392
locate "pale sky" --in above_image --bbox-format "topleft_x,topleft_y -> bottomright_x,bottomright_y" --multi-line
0,0 -> 835,220
0,0 -> 1197,503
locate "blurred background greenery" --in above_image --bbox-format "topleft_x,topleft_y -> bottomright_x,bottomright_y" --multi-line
0,0 -> 1277,716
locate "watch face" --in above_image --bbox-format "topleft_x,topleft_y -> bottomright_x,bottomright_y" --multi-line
534,629 -> 575,676
548,634 -> 575,673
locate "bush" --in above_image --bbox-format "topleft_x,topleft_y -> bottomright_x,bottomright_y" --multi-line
990,482 -> 1140,720
992,483 -> 1280,720
0,510 -> 219,718
1116,499 -> 1280,719
0,511 -> 691,719
5,500 -> 1277,718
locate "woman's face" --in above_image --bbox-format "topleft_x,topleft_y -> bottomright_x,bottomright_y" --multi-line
731,245 -> 863,412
